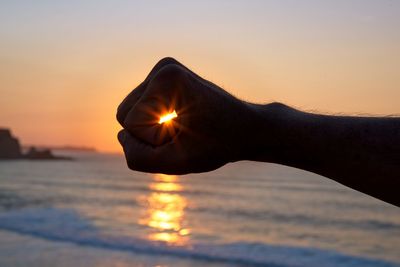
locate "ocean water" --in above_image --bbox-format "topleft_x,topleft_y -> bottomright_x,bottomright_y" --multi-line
0,151 -> 399,267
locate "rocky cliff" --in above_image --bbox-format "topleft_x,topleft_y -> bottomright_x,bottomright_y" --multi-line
0,128 -> 22,159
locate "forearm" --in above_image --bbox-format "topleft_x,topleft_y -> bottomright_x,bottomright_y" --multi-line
245,102 -> 400,206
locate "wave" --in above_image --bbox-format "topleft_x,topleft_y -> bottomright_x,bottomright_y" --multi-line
0,207 -> 398,267
2,188 -> 399,233
3,178 -> 388,235
3,178 -> 218,197
191,205 -> 400,232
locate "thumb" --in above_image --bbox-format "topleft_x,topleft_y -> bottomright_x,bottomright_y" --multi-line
118,130 -> 181,174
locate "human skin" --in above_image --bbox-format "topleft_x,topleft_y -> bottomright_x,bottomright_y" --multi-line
117,57 -> 400,207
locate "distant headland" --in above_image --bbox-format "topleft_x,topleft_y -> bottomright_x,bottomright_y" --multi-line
21,145 -> 97,152
0,128 -> 72,160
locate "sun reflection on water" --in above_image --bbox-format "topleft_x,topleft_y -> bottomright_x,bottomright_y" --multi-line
139,174 -> 190,246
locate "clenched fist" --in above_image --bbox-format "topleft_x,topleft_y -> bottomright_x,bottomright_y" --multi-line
117,57 -> 400,206
116,57 -> 265,174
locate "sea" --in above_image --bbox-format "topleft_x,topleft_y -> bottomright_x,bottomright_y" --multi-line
0,151 -> 399,267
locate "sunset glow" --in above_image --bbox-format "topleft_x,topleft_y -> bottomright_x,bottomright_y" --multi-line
1,1 -> 399,153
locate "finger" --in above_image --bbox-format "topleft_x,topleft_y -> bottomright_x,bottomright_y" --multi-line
116,57 -> 186,126
118,130 -> 178,173
123,64 -> 186,146
118,130 -> 156,172
116,82 -> 146,126
118,130 -> 190,175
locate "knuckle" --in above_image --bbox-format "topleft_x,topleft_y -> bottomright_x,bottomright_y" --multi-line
155,57 -> 180,68
122,117 -> 135,132
148,57 -> 182,81
116,103 -> 127,125
116,85 -> 145,126
152,64 -> 188,84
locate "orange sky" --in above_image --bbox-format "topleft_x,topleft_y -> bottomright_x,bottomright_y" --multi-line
1,1 -> 399,152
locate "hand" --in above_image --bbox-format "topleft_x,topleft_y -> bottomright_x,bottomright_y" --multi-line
117,57 -> 257,174
117,58 -> 400,206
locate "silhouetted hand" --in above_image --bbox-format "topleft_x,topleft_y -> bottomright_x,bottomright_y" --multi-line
117,57 -> 258,174
117,57 -> 400,206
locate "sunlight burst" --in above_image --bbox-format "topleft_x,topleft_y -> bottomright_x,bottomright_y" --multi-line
158,110 -> 178,124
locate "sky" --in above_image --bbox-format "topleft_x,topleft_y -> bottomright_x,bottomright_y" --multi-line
0,0 -> 399,152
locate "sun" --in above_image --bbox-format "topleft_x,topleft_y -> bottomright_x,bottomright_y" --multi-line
158,110 -> 178,124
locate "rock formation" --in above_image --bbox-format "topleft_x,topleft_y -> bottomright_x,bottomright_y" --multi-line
0,128 -> 72,160
0,128 -> 22,159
